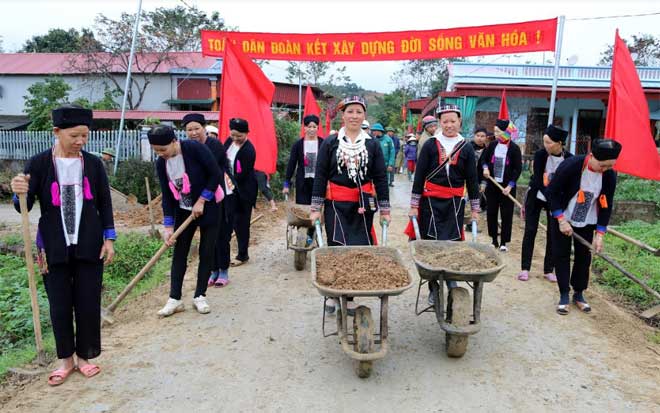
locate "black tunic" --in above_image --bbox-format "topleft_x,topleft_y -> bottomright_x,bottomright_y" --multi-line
15,149 -> 115,266
311,134 -> 389,246
284,137 -> 324,205
411,136 -> 479,240
223,139 -> 258,211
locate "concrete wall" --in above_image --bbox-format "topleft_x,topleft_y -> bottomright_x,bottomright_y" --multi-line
0,73 -> 174,116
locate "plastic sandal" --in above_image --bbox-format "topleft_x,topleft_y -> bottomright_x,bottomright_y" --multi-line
574,299 -> 592,313
78,364 -> 100,378
544,273 -> 557,282
48,367 -> 75,386
517,270 -> 529,281
556,304 -> 569,315
214,277 -> 229,287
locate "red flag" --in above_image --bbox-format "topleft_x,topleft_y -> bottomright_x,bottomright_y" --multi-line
300,85 -> 322,137
498,88 -> 509,119
416,116 -> 422,133
219,39 -> 277,174
605,31 -> 660,180
324,109 -> 332,136
401,106 -> 407,121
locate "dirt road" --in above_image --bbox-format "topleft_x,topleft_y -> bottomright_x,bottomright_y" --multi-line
2,176 -> 659,412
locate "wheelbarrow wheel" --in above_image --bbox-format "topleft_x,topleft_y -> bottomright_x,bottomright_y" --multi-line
293,232 -> 307,271
445,287 -> 471,358
353,305 -> 374,378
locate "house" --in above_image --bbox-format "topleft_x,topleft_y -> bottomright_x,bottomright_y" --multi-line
438,62 -> 660,155
0,52 -> 329,129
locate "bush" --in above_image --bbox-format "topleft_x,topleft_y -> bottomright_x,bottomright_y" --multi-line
0,254 -> 51,350
102,232 -> 171,303
614,174 -> 660,208
594,220 -> 660,307
269,118 -> 300,200
111,159 -> 161,204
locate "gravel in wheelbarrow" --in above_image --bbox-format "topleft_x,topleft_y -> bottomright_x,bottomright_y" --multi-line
286,206 -> 315,228
312,246 -> 413,297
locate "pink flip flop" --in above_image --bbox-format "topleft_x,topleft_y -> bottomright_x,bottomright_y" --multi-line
48,367 -> 75,386
214,278 -> 229,287
517,270 -> 529,281
78,364 -> 101,378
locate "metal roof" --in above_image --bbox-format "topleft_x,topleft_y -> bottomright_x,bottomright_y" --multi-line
93,110 -> 219,121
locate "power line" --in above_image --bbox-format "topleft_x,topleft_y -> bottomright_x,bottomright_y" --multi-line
567,11 -> 660,21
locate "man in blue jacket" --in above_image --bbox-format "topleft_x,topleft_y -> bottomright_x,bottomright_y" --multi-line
372,123 -> 395,187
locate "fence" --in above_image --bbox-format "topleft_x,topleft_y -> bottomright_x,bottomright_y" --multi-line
0,130 -> 144,160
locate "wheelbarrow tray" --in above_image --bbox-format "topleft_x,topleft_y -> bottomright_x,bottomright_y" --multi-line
287,207 -> 314,228
311,246 -> 414,298
409,240 -> 505,283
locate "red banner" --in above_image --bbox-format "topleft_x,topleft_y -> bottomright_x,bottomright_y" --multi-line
202,18 -> 557,61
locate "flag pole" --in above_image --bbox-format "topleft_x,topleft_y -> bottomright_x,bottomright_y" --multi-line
547,16 -> 565,125
113,0 -> 143,175
298,63 -> 303,126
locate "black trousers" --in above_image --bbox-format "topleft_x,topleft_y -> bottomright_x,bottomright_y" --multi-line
521,195 -> 554,273
550,220 -> 595,294
170,208 -> 220,300
215,194 -> 236,271
44,247 -> 103,360
233,203 -> 252,261
255,171 -> 274,202
485,183 -> 516,245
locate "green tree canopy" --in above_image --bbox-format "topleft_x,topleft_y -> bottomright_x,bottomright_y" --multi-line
21,28 -> 103,53
23,77 -> 71,130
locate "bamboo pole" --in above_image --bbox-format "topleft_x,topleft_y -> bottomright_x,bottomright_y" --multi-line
607,228 -> 659,256
145,177 -> 156,234
18,193 -> 46,365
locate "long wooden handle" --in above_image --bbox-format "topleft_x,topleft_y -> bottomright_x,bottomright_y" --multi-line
106,214 -> 195,312
572,232 -> 660,301
607,228 -> 659,256
18,193 -> 45,362
486,176 -> 546,230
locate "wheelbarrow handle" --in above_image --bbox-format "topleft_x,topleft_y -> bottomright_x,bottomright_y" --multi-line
411,215 -> 422,240
471,219 -> 478,243
381,220 -> 389,247
314,219 -> 324,248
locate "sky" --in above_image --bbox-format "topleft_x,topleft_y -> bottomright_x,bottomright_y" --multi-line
2,0 -> 660,93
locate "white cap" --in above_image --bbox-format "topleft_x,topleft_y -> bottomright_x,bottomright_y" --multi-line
205,125 -> 218,134
361,120 -> 370,129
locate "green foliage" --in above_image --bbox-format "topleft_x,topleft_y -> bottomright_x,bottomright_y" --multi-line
111,159 -> 161,204
614,174 -> 660,208
269,118 -> 300,200
0,233 -> 23,248
21,28 -> 102,53
599,33 -> 660,66
102,233 -> 171,302
73,86 -> 121,110
0,254 -> 51,350
23,76 -> 71,131
286,62 -> 351,87
594,221 -> 660,307
370,88 -> 407,133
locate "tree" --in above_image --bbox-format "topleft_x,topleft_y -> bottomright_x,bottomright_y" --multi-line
72,86 -> 121,110
369,89 -> 408,131
21,28 -> 103,53
392,58 -> 462,98
599,34 -> 660,66
285,61 -> 351,87
71,6 -> 231,109
23,77 -> 72,130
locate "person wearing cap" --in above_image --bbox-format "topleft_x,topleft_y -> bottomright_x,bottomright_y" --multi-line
205,125 -> 219,139
403,133 -> 418,181
479,119 -> 523,252
361,119 -> 371,137
182,113 -> 232,288
406,104 -> 480,305
471,127 -> 490,215
387,127 -> 402,175
371,123 -> 395,187
310,96 -> 390,314
418,115 -> 439,158
10,104 -> 116,386
518,125 -> 573,283
546,138 -> 621,315
284,115 -> 325,204
224,118 -> 258,266
149,124 -> 222,317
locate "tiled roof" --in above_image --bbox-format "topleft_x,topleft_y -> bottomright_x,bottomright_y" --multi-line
93,110 -> 219,121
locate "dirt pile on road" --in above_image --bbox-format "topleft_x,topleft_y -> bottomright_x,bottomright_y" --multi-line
316,250 -> 409,290
414,244 -> 499,272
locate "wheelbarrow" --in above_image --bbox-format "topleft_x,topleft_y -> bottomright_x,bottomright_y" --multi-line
285,197 -> 318,271
310,220 -> 413,378
408,216 -> 505,358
